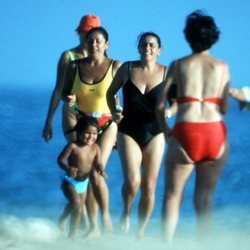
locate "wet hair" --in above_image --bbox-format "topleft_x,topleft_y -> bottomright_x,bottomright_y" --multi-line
86,27 -> 109,42
75,116 -> 98,140
184,10 -> 220,52
137,32 -> 162,49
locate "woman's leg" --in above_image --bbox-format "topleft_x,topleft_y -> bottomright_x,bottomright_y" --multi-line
162,138 -> 194,244
60,181 -> 82,238
62,104 -> 77,142
117,132 -> 142,233
194,142 -> 228,238
137,133 -> 165,238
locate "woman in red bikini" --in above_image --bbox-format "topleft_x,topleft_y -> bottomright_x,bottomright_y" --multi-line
156,10 -> 230,243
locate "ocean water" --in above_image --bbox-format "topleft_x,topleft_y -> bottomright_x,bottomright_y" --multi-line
0,84 -> 250,250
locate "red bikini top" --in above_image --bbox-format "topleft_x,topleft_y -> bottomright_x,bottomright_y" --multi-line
177,96 -> 221,105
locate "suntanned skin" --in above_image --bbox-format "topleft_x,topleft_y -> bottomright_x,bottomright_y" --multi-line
57,124 -> 106,238
229,87 -> 248,102
107,34 -> 167,238
42,31 -> 89,143
62,29 -> 121,238
156,50 -> 230,244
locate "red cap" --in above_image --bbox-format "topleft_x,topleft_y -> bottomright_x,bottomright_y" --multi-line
76,14 -> 101,33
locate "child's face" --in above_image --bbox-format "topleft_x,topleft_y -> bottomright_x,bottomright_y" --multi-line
79,125 -> 98,145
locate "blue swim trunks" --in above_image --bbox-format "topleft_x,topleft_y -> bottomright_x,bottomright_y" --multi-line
61,174 -> 89,194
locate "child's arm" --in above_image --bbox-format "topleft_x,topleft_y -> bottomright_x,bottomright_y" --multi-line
93,145 -> 107,178
57,143 -> 78,178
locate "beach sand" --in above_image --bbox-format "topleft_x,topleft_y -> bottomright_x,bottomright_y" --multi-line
1,214 -> 249,250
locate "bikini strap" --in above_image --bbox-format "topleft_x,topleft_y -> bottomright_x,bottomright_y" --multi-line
71,59 -> 78,94
127,61 -> 131,78
74,59 -> 79,78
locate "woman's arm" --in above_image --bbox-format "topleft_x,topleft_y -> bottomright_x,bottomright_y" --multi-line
229,88 -> 246,102
107,62 -> 128,123
220,64 -> 230,115
57,143 -> 78,178
112,60 -> 123,109
61,60 -> 77,103
156,61 -> 176,140
165,101 -> 178,119
42,51 -> 70,142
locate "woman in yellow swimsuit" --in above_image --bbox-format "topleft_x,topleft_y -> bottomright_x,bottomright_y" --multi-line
62,27 -> 121,237
42,14 -> 101,234
42,14 -> 101,143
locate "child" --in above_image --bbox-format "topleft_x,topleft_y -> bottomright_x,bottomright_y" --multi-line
57,116 -> 106,238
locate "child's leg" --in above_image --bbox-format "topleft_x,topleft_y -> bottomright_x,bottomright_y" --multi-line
68,192 -> 83,238
79,191 -> 89,232
59,181 -> 74,231
61,181 -> 81,238
86,184 -> 100,237
59,203 -> 71,231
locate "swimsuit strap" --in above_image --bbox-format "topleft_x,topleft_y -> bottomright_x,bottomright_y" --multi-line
70,59 -> 78,96
163,66 -> 167,81
127,61 -> 131,78
111,60 -> 115,78
67,50 -> 75,61
77,58 -> 113,84
74,59 -> 79,84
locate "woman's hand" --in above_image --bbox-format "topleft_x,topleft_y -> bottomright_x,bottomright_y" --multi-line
95,165 -> 107,178
42,123 -> 52,142
66,94 -> 76,107
112,110 -> 123,124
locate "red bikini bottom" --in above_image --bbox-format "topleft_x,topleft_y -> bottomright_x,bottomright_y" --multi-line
172,121 -> 226,162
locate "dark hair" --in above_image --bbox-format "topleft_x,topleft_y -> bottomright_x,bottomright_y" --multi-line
86,27 -> 109,42
75,116 -> 98,139
137,32 -> 162,49
184,10 -> 220,52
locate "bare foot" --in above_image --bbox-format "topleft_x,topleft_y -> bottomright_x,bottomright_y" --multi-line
85,227 -> 101,239
58,216 -> 66,232
103,215 -> 113,234
79,217 -> 89,234
136,221 -> 146,239
136,229 -> 144,240
119,214 -> 130,233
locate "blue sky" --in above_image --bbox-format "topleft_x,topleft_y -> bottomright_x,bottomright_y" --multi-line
0,0 -> 249,88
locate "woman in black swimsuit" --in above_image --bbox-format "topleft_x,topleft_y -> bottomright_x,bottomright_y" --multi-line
107,32 -> 167,238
